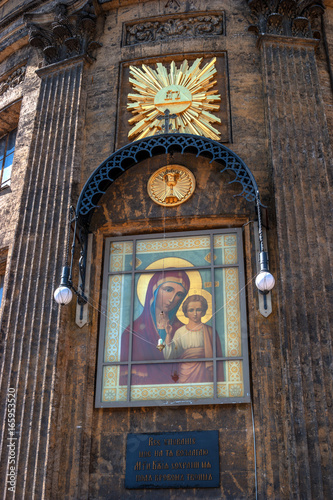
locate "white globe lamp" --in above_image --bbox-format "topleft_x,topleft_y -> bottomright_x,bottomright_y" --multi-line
54,266 -> 73,305
255,271 -> 275,293
54,285 -> 73,305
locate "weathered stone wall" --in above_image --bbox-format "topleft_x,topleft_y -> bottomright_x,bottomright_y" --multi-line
315,7 -> 333,146
0,46 -> 40,306
0,0 -> 332,498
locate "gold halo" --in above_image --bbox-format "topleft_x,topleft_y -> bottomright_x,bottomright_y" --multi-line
176,288 -> 213,325
136,257 -> 202,307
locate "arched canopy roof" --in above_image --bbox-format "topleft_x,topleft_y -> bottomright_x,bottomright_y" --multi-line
76,133 -> 259,227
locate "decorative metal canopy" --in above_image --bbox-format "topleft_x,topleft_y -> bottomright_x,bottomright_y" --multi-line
76,133 -> 259,226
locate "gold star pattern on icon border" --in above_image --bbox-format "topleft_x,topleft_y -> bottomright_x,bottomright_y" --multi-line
127,58 -> 221,141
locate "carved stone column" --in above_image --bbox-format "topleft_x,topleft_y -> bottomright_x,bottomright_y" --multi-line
247,1 -> 333,498
0,3 -> 100,498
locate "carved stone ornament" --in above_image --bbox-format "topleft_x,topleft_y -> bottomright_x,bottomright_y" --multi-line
124,12 -> 223,46
164,0 -> 180,12
247,0 -> 324,39
25,1 -> 101,66
127,58 -> 221,141
147,165 -> 196,207
0,65 -> 26,96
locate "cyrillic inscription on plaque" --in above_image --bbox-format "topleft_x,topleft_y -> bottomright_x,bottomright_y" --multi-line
125,430 -> 219,489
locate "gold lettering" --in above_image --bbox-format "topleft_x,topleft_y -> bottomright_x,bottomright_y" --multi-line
187,473 -> 212,481
136,474 -> 153,482
172,461 -> 201,469
134,461 -> 141,471
158,473 -> 184,481
152,461 -> 169,470
149,438 -> 160,446
164,437 -> 197,446
139,451 -> 151,458
165,90 -> 180,101
174,448 -> 209,457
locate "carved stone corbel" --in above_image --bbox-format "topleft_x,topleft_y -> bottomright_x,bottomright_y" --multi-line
25,1 -> 101,66
247,0 -> 324,39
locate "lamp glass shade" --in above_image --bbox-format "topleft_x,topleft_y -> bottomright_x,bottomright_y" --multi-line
54,285 -> 73,305
255,271 -> 275,292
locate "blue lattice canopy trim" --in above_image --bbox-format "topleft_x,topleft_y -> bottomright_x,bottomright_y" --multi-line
76,134 -> 259,225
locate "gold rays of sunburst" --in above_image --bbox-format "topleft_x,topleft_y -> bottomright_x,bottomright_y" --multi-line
127,58 -> 221,141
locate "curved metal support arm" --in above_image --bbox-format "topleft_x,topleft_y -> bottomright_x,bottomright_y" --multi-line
60,206 -> 88,307
256,190 -> 270,273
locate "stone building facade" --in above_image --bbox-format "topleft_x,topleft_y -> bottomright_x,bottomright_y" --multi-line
0,0 -> 332,498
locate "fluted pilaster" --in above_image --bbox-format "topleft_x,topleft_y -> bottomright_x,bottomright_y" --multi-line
0,58 -> 83,500
248,1 -> 333,498
0,2 -> 100,497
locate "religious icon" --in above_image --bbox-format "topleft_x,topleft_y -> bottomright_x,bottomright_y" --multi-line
102,232 -> 244,403
147,165 -> 196,207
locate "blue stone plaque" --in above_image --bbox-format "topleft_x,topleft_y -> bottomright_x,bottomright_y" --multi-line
125,430 -> 219,489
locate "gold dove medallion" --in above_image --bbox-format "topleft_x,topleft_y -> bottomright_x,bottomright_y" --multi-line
147,165 -> 196,207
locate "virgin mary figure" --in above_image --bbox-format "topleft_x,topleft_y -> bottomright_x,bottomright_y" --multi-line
119,269 -> 190,386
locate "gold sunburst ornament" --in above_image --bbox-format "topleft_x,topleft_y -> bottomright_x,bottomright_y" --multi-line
127,58 -> 221,141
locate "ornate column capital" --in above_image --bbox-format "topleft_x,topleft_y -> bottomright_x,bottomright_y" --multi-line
25,1 -> 101,66
247,0 -> 325,39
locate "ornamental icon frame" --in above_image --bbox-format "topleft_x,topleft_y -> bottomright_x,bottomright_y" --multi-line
95,228 -> 251,408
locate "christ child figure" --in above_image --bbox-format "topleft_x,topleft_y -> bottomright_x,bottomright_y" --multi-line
163,294 -> 223,384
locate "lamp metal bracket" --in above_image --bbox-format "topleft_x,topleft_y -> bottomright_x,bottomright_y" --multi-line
254,222 -> 272,317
